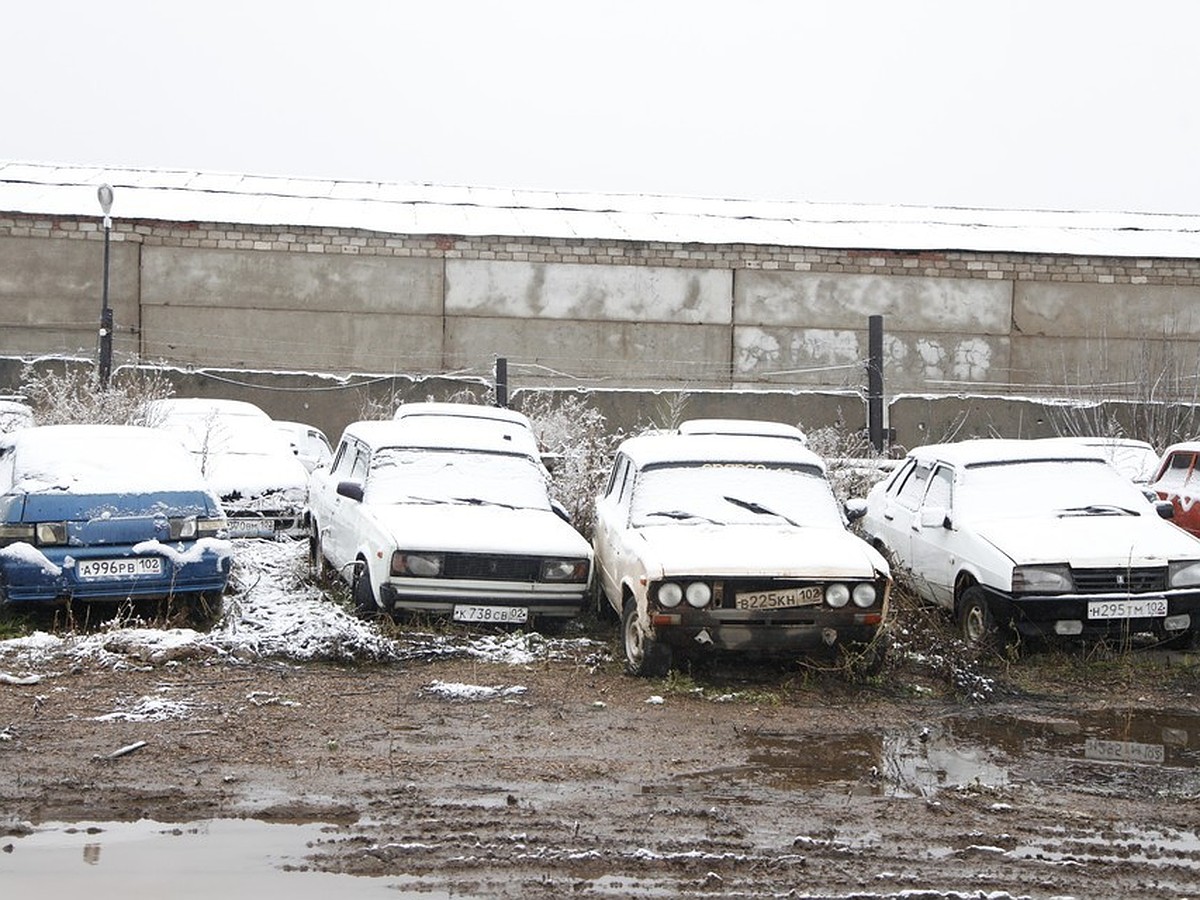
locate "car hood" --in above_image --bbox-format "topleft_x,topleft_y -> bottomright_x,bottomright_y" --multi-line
368,503 -> 593,557
201,453 -> 308,502
632,523 -> 887,579
973,515 -> 1200,565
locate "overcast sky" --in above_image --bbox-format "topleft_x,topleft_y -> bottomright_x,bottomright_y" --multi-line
8,1 -> 1200,215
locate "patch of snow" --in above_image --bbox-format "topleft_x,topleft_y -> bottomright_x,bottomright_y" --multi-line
94,696 -> 195,722
424,681 -> 528,701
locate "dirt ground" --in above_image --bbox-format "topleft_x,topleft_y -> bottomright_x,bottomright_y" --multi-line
1,626 -> 1199,899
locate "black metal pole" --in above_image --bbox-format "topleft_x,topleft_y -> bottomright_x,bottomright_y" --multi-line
867,315 -> 884,453
495,356 -> 508,408
99,219 -> 113,388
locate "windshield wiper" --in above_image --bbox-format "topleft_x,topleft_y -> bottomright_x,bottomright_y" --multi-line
723,495 -> 799,527
1057,504 -> 1139,517
645,509 -> 721,524
449,496 -> 523,510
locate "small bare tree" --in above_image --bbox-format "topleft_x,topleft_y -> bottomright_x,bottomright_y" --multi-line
20,360 -> 175,426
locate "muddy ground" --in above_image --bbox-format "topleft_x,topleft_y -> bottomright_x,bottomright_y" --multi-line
1,622 -> 1199,899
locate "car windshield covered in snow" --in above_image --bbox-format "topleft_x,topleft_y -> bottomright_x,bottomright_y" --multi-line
629,462 -> 842,529
365,448 -> 553,511
956,457 -> 1152,521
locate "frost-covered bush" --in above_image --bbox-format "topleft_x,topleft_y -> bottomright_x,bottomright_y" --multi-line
805,416 -> 897,505
19,360 -> 174,426
521,393 -> 623,540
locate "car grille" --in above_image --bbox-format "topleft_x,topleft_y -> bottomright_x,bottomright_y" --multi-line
443,554 -> 543,581
1070,567 -> 1167,594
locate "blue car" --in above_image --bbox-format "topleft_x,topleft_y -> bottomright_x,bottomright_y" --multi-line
0,424 -> 233,617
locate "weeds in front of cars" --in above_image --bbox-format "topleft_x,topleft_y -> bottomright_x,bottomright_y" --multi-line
19,359 -> 175,425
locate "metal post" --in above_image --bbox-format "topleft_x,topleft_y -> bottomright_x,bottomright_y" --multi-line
495,356 -> 508,408
867,315 -> 884,453
97,184 -> 115,389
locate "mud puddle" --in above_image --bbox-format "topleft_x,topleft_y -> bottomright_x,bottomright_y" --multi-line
0,818 -> 433,898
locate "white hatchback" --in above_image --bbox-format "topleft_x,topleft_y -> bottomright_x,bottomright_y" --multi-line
859,439 -> 1200,650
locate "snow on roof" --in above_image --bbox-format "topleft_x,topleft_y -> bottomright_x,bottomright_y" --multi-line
344,418 -> 540,459
618,431 -> 827,472
3,161 -> 1200,258
905,438 -> 1110,468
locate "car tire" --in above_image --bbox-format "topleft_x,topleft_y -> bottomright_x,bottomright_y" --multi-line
957,586 -> 1011,652
622,600 -> 671,677
352,562 -> 378,619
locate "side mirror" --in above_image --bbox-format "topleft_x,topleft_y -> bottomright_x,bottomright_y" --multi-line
920,505 -> 951,529
1155,500 -> 1175,520
336,480 -> 364,502
551,499 -> 572,523
844,498 -> 868,522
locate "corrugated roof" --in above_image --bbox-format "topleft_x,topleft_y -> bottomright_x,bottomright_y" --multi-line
2,160 -> 1199,258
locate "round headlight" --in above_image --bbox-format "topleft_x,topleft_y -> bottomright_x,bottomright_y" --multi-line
685,581 -> 712,608
657,582 -> 683,608
825,583 -> 850,608
852,583 -> 877,608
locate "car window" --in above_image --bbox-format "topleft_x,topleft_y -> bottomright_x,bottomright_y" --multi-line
959,458 -> 1147,521
922,465 -> 954,511
364,448 -> 551,510
349,445 -> 370,482
893,461 -> 933,510
1157,451 -> 1196,491
330,441 -> 354,477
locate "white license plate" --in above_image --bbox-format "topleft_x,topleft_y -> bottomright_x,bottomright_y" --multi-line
77,557 -> 164,580
453,605 -> 528,624
735,585 -> 824,610
1087,598 -> 1168,620
225,518 -> 274,538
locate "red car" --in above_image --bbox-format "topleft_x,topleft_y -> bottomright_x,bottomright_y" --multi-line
1151,441 -> 1200,537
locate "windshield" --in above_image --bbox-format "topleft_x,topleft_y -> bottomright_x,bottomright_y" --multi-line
958,458 -> 1151,520
630,462 -> 843,528
365,448 -> 552,511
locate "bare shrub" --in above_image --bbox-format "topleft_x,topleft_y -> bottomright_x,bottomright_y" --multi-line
805,414 -> 898,505
20,360 -> 174,426
519,392 -> 623,540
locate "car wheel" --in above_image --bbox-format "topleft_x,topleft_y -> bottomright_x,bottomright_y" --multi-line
621,600 -> 671,677
957,587 -> 1011,652
352,562 -> 378,619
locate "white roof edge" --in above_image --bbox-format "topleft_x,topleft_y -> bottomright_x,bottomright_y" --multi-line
3,160 -> 1199,259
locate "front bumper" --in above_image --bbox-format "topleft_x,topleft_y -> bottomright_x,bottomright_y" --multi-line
979,585 -> 1200,640
380,577 -> 588,620
648,606 -> 884,655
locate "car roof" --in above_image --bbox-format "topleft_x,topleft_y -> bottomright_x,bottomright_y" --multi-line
392,401 -> 533,429
144,397 -> 272,419
1039,435 -> 1155,452
903,438 -> 1109,468
677,418 -> 807,443
342,418 -> 540,459
1158,440 -> 1200,456
3,424 -> 206,489
616,431 -> 827,472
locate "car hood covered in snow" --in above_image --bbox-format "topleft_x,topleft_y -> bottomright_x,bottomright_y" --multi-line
631,522 -> 888,579
366,502 -> 592,558
972,514 -> 1200,566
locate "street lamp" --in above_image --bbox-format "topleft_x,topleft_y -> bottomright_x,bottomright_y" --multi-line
97,184 -> 114,388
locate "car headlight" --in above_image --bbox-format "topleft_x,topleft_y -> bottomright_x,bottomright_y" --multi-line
851,583 -> 877,608
196,516 -> 227,538
1169,560 -> 1200,588
541,558 -> 589,582
825,583 -> 850,608
35,522 -> 68,545
657,582 -> 683,608
392,552 -> 443,577
1012,564 -> 1073,594
0,524 -> 35,547
685,581 -> 712,608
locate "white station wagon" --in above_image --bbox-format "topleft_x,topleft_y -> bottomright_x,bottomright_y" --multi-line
308,417 -> 592,627
859,439 -> 1200,650
593,425 -> 892,676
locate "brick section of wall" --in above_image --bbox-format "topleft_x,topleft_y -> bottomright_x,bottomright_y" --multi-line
4,214 -> 1200,284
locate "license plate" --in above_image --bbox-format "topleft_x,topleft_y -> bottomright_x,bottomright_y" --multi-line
225,518 -> 274,538
1087,598 -> 1168,620
735,585 -> 824,610
453,605 -> 528,624
77,557 -> 164,580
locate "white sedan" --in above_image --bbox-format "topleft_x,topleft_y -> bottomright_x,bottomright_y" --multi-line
308,416 -> 592,627
858,439 -> 1200,650
593,425 -> 892,676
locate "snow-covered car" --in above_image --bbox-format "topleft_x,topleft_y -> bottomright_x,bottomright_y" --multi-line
1149,440 -> 1200,538
677,417 -> 807,445
392,401 -> 544,462
141,398 -> 309,539
308,418 -> 593,627
276,420 -> 333,473
1041,436 -> 1159,484
0,397 -> 34,434
859,439 -> 1200,650
0,424 -> 232,614
592,426 -> 892,677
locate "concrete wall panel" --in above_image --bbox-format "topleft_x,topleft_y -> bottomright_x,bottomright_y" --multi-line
1015,282 -> 1200,339
142,246 -> 443,314
735,325 -> 1011,390
445,260 -> 731,324
445,316 -> 730,384
141,306 -> 444,371
1011,334 -> 1200,390
735,271 -> 1012,333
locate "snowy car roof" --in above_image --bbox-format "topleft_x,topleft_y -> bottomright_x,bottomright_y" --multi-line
343,418 -> 540,459
617,431 -> 827,472
903,438 -> 1110,469
677,418 -> 807,444
5,161 -> 1200,258
392,401 -> 534,429
2,424 -> 207,493
142,397 -> 272,420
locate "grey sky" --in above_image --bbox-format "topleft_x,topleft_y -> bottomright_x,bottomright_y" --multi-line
8,0 -> 1199,214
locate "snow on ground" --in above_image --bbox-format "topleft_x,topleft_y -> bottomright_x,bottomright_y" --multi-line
0,539 -> 610,676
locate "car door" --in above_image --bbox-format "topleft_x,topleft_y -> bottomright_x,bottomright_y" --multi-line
874,458 -> 931,565
593,454 -> 634,609
320,438 -> 370,576
908,462 -> 957,609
